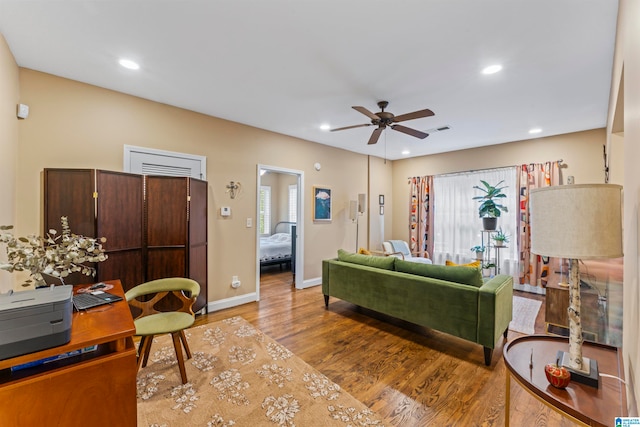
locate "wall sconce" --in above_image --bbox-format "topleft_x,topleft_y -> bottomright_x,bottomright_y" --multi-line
226,181 -> 241,199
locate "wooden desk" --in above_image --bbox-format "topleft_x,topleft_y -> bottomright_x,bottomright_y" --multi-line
503,335 -> 626,427
0,280 -> 137,427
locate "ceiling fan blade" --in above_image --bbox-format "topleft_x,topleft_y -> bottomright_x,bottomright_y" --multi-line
352,106 -> 380,121
392,109 -> 435,123
391,124 -> 429,139
368,127 -> 384,145
330,123 -> 372,132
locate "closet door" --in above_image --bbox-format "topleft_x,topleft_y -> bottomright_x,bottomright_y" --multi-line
146,176 -> 188,280
188,178 -> 208,312
95,170 -> 145,291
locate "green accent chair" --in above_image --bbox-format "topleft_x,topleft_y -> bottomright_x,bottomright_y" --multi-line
125,278 -> 200,384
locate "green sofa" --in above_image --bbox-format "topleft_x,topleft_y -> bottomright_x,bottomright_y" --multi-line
322,250 -> 513,365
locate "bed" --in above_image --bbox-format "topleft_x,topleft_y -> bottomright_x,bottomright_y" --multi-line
260,221 -> 296,271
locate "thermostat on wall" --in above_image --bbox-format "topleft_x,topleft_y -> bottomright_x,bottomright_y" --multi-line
221,206 -> 231,217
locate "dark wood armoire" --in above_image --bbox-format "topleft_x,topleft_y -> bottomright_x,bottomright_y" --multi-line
43,168 -> 208,312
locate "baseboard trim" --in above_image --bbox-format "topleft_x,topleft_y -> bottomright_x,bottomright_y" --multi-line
297,277 -> 321,289
207,292 -> 258,312
513,283 -> 547,295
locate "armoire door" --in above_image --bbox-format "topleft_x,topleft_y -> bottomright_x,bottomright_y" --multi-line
95,170 -> 145,291
188,178 -> 208,312
43,169 -> 96,285
44,169 -> 95,238
145,176 -> 188,280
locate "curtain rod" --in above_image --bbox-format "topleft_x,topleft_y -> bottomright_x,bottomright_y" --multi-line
408,159 -> 563,180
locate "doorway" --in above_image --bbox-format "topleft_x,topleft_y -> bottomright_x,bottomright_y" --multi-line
256,165 -> 304,300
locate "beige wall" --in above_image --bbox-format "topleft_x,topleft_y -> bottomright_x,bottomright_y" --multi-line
611,0 -> 640,415
15,68 -> 369,302
0,34 -> 19,293
367,156 -> 393,252
391,129 -> 608,240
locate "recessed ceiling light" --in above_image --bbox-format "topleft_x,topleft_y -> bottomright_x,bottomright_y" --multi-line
119,59 -> 140,70
320,123 -> 331,131
401,150 -> 410,156
482,64 -> 503,75
529,128 -> 542,134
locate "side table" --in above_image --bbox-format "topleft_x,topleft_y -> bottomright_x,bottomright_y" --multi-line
503,335 -> 626,427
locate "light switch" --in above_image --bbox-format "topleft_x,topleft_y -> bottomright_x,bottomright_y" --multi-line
246,218 -> 252,228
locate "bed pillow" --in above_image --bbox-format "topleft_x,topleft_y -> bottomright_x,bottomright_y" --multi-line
395,259 -> 484,287
445,260 -> 482,268
337,249 -> 395,270
271,233 -> 291,242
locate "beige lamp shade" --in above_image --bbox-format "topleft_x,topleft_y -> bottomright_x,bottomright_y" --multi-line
530,184 -> 623,259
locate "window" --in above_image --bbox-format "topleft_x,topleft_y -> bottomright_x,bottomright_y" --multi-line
432,167 -> 518,276
259,186 -> 271,235
288,184 -> 297,223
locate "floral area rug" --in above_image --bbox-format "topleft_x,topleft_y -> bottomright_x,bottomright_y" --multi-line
137,316 -> 385,426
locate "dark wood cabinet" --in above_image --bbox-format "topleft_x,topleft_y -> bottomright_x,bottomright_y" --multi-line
545,280 -> 601,341
43,169 -> 208,312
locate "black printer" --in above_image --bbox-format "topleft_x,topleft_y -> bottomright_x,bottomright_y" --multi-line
0,285 -> 73,360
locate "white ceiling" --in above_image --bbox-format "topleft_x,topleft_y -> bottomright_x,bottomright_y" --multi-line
0,0 -> 618,160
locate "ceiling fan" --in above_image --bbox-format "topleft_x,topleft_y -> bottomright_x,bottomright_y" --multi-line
331,101 -> 435,145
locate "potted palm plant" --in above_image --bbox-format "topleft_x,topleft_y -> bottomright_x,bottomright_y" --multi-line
470,245 -> 485,260
482,262 -> 496,277
473,180 -> 508,231
492,228 -> 510,247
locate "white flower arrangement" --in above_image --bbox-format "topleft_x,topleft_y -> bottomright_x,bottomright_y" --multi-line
0,216 -> 107,287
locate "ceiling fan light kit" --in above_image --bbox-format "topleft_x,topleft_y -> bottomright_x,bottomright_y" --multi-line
331,101 -> 436,145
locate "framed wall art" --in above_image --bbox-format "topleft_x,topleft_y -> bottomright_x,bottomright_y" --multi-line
313,186 -> 332,222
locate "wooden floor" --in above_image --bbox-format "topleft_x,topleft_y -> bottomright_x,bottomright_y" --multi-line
195,271 -> 577,426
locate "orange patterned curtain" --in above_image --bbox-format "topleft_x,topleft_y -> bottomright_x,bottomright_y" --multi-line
518,161 -> 560,290
409,176 -> 434,258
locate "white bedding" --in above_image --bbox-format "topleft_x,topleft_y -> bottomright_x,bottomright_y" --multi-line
259,233 -> 292,262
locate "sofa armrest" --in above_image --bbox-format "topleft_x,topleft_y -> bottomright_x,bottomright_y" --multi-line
370,250 -> 405,259
411,250 -> 430,258
477,274 -> 513,348
322,259 -> 333,296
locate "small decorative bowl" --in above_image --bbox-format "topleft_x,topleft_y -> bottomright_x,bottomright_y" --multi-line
545,362 -> 571,389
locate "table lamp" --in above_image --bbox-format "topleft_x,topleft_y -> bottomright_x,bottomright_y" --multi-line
530,183 -> 623,387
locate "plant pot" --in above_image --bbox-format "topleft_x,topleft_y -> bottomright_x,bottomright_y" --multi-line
482,217 -> 498,231
475,251 -> 484,260
494,240 -> 505,247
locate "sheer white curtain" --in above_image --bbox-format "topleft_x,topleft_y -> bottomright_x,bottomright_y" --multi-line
432,167 -> 519,278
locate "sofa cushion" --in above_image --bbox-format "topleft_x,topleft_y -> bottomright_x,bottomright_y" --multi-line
445,260 -> 482,268
337,249 -> 396,270
395,259 -> 484,287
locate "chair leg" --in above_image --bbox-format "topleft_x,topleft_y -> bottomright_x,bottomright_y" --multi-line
178,330 -> 192,360
136,336 -> 147,370
140,335 -> 154,368
172,332 -> 188,384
